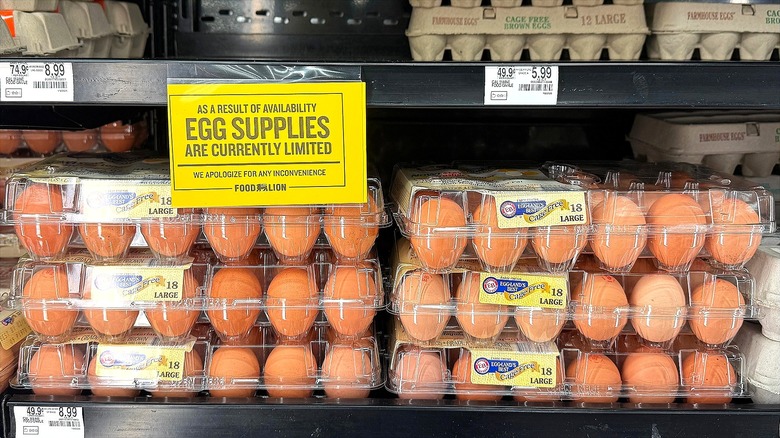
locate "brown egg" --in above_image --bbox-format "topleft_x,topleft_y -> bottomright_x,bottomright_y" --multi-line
79,222 -> 136,260
513,358 -> 563,402
409,197 -> 468,271
100,122 -> 134,152
22,267 -> 78,339
472,196 -> 527,270
0,129 -> 22,154
324,197 -> 379,260
323,265 -> 377,338
394,348 -> 446,400
689,279 -> 744,346
82,286 -> 139,341
13,183 -> 73,258
321,344 -> 373,399
705,198 -> 761,267
28,345 -> 84,396
515,308 -> 566,343
208,347 -> 260,398
567,353 -> 622,403
647,194 -> 707,269
263,207 -> 320,262
150,349 -> 203,398
532,225 -> 587,268
266,267 -> 318,338
203,208 -> 262,262
62,129 -> 98,152
452,350 -> 503,401
140,208 -> 200,259
455,272 -> 509,340
207,268 -> 263,341
23,130 -> 61,154
146,270 -> 201,340
681,350 -> 736,404
621,353 -> 679,404
88,356 -> 141,397
397,270 -> 451,342
629,274 -> 687,343
573,274 -> 628,342
263,344 -> 317,398
590,195 -> 647,271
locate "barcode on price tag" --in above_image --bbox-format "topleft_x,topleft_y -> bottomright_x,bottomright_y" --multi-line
14,406 -> 84,438
484,65 -> 559,106
0,62 -> 74,102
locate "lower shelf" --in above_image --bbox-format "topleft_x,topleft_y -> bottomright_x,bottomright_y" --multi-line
3,394 -> 780,438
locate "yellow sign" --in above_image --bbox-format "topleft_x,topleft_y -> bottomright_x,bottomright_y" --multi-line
478,272 -> 567,308
95,345 -> 187,382
469,350 -> 558,388
167,82 -> 367,207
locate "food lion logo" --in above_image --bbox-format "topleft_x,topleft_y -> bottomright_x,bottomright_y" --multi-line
94,274 -> 165,297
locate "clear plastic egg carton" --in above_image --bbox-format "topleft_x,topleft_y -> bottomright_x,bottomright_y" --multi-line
11,328 -> 210,397
406,5 -> 649,61
646,3 -> 780,61
390,164 -> 591,274
388,321 -> 748,403
0,120 -> 148,157
0,10 -> 80,57
59,0 -> 113,58
410,0 -> 643,7
546,161 -> 776,272
629,112 -> 780,178
745,245 -> 780,341
204,321 -> 383,399
203,253 -> 384,344
6,252 -> 209,343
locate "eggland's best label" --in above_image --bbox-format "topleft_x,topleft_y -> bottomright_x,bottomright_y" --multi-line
469,350 -> 558,387
493,191 -> 587,229
478,272 -> 567,309
87,266 -> 185,302
0,310 -> 31,350
78,180 -> 174,219
94,345 -> 187,382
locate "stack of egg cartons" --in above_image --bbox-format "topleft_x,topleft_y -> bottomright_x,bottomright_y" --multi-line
405,0 -> 649,61
556,161 -> 774,404
198,182 -> 389,399
3,153 -> 390,399
386,164 -> 583,400
0,0 -> 81,57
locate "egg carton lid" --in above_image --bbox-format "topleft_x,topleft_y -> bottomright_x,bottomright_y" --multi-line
102,0 -> 149,37
0,12 -> 24,54
60,0 -> 113,40
647,3 -> 780,34
11,10 -> 80,55
628,112 -> 780,156
406,4 -> 650,37
0,0 -> 57,12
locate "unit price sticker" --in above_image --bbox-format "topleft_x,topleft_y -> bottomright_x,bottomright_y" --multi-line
167,82 -> 367,207
484,65 -> 558,106
0,62 -> 74,102
15,406 -> 84,438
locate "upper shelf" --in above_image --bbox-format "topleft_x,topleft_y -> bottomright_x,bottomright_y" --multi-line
2,60 -> 780,108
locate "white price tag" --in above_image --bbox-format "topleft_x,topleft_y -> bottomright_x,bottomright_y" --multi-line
0,62 -> 74,102
484,65 -> 558,106
14,406 -> 84,438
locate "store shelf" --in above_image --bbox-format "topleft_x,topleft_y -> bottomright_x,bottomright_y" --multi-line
3,395 -> 780,438
3,60 -> 780,108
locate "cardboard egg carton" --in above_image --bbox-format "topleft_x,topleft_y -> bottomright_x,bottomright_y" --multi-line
646,3 -> 780,61
103,0 -> 149,58
1,10 -> 80,56
0,12 -> 24,54
406,5 -> 649,61
410,0 -> 643,7
734,322 -> 780,404
59,0 -> 113,58
745,245 -> 780,342
0,0 -> 57,12
629,112 -> 780,178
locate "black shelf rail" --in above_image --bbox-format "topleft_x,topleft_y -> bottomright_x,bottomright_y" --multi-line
4,395 -> 780,437
2,60 -> 779,108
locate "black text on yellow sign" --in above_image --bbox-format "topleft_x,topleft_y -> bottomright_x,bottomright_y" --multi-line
167,82 -> 367,207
